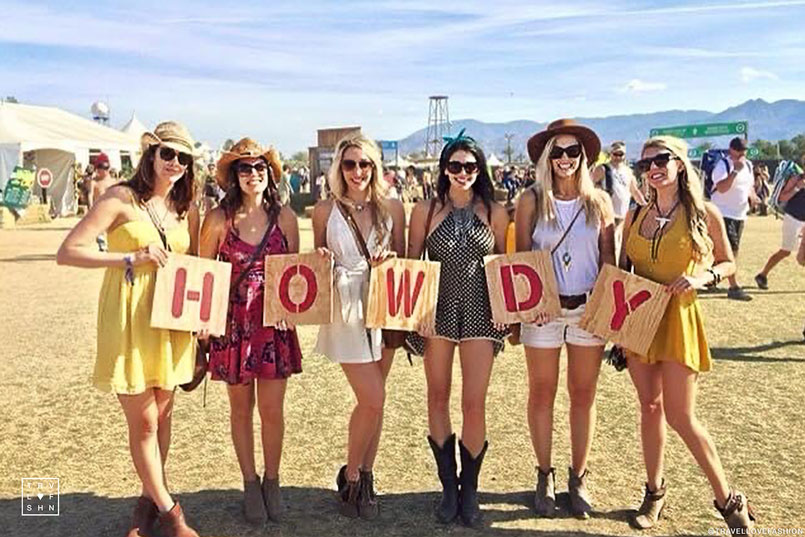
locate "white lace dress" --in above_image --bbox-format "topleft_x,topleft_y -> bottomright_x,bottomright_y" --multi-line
314,206 -> 391,363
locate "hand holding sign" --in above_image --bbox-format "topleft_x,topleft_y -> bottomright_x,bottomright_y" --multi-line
484,250 -> 561,324
263,252 -> 333,326
578,264 -> 671,356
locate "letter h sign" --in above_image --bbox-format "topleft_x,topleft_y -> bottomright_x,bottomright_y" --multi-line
484,251 -> 561,324
151,254 -> 232,336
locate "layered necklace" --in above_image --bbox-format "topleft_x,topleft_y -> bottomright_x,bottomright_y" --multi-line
341,197 -> 370,213
450,194 -> 476,248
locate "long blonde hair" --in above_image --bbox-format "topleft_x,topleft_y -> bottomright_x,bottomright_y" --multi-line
530,135 -> 610,227
641,136 -> 713,261
328,134 -> 391,245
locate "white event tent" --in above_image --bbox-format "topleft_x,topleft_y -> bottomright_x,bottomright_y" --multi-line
0,102 -> 140,216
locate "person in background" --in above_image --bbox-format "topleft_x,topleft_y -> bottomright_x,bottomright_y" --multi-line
709,137 -> 758,301
90,153 -> 118,251
755,155 -> 805,290
752,164 -> 771,216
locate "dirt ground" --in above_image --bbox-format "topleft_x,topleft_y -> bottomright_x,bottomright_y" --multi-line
1,214 -> 803,536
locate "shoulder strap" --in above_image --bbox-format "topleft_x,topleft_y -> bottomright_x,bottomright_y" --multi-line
230,207 -> 279,293
550,203 -> 584,256
336,200 -> 372,262
143,199 -> 170,252
420,199 -> 437,260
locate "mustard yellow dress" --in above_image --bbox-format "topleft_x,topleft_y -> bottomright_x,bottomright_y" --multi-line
623,208 -> 711,372
94,214 -> 195,394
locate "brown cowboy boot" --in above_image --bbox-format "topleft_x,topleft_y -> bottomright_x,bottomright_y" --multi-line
568,467 -> 593,519
125,496 -> 158,537
533,467 -> 556,518
715,489 -> 756,531
158,502 -> 199,537
632,480 -> 667,529
358,470 -> 379,520
243,477 -> 267,525
262,475 -> 284,522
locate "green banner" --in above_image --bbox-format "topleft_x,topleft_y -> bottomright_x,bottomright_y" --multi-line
650,121 -> 747,139
1,167 -> 35,210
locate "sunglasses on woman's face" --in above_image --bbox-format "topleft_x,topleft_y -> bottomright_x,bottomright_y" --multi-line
636,153 -> 678,174
236,162 -> 268,176
446,161 -> 479,174
342,159 -> 373,172
158,146 -> 193,167
549,144 -> 583,160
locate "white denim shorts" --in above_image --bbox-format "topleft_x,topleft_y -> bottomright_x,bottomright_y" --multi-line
520,304 -> 605,349
781,213 -> 805,252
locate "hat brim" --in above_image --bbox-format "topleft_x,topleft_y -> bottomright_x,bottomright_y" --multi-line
216,149 -> 282,189
141,131 -> 194,156
527,125 -> 601,166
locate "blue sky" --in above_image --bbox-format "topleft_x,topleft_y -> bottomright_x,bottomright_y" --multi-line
3,0 -> 804,153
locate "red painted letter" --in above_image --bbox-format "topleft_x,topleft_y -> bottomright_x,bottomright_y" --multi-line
499,263 -> 544,312
386,268 -> 425,317
278,264 -> 318,313
610,280 -> 652,330
172,268 -> 187,318
199,272 -> 214,322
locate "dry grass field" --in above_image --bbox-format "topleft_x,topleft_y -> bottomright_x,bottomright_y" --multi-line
1,214 -> 803,536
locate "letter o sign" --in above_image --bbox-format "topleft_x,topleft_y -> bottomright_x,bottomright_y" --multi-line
278,264 -> 318,313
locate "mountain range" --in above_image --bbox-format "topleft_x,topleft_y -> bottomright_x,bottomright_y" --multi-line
397,99 -> 805,159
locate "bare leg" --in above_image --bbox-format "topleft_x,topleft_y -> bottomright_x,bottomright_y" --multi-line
458,340 -> 495,456
759,249 -> 790,277
524,346 -> 561,471
362,348 -> 395,471
118,389 -> 174,512
423,338 -> 457,446
627,355 -> 665,491
227,381 -> 257,481
153,388 -> 175,491
661,361 -> 731,507
340,362 -> 385,481
566,343 -> 603,475
256,379 -> 288,480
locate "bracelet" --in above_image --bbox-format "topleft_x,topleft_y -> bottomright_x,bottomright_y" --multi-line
123,254 -> 134,284
706,267 -> 721,287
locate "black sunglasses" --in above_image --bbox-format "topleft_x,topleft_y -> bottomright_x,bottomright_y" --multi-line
636,153 -> 678,174
158,146 -> 193,167
446,161 -> 479,174
96,164 -> 110,170
342,159 -> 373,172
549,144 -> 583,160
236,162 -> 268,175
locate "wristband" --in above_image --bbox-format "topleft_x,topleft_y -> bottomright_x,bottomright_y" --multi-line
706,267 -> 721,287
123,254 -> 134,284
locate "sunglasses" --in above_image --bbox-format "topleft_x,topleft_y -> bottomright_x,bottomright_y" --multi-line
96,164 -> 110,170
342,159 -> 373,172
158,146 -> 193,167
446,161 -> 479,174
236,162 -> 268,176
635,153 -> 678,174
549,144 -> 583,160
611,151 -> 625,157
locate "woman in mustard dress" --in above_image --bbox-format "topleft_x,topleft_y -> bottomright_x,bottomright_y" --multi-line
57,121 -> 201,537
620,136 -> 755,532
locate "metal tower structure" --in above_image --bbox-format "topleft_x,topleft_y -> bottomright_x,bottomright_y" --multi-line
425,96 -> 451,157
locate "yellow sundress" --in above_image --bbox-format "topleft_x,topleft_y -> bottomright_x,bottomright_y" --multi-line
623,207 -> 711,372
93,215 -> 195,394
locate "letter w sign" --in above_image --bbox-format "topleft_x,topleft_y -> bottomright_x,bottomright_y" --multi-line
366,258 -> 441,331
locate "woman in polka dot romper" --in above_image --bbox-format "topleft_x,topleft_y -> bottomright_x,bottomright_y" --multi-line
407,131 -> 509,527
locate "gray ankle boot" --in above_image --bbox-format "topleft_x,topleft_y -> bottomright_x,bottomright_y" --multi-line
243,477 -> 268,525
632,479 -> 666,529
716,489 -> 755,531
262,475 -> 284,522
568,467 -> 593,519
533,467 -> 556,517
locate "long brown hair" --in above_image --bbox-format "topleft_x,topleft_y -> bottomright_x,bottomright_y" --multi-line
219,157 -> 281,220
123,145 -> 196,218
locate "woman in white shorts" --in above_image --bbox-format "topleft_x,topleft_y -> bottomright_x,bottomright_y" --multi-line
312,134 -> 405,520
515,119 -> 615,519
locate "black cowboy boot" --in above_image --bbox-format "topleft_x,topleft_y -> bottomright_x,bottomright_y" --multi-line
458,439 -> 488,527
427,434 -> 459,523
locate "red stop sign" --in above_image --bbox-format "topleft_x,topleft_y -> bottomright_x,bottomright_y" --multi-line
36,168 -> 53,189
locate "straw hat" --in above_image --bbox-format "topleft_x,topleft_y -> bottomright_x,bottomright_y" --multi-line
527,118 -> 601,164
216,137 -> 283,189
141,121 -> 195,155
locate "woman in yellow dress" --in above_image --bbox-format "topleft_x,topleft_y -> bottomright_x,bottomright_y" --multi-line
57,121 -> 201,537
620,136 -> 755,531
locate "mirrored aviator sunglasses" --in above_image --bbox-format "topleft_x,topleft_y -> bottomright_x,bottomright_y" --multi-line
158,146 -> 193,167
446,161 -> 479,174
342,159 -> 373,172
636,153 -> 677,174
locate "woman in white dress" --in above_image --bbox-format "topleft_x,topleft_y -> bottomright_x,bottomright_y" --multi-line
312,134 -> 405,519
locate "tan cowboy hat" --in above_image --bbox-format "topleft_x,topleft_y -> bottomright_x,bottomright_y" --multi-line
527,118 -> 601,164
216,137 -> 283,189
141,121 -> 195,155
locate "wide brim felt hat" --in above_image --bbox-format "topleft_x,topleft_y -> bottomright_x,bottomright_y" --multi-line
216,137 -> 283,189
527,118 -> 601,165
141,121 -> 195,156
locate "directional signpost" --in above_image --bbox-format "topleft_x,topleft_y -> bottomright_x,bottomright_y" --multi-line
650,121 -> 748,139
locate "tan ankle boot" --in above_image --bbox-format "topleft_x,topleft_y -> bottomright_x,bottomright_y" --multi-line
262,475 -> 284,522
568,467 -> 593,519
158,502 -> 199,537
126,496 -> 158,537
632,480 -> 666,529
533,467 -> 556,518
243,477 -> 267,525
716,490 -> 755,531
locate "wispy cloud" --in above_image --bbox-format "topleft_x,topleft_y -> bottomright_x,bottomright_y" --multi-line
620,80 -> 668,93
741,67 -> 780,82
